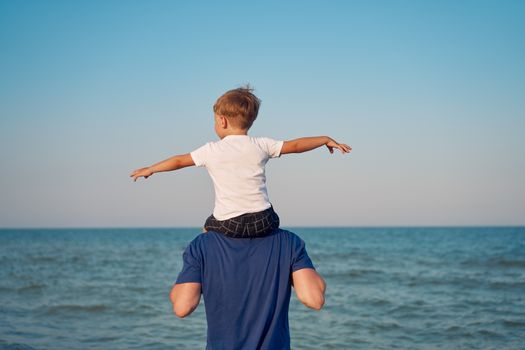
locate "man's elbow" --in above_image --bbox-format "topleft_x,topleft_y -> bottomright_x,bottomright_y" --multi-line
171,293 -> 199,318
298,287 -> 326,310
169,284 -> 200,318
172,303 -> 196,318
312,294 -> 326,310
301,294 -> 325,310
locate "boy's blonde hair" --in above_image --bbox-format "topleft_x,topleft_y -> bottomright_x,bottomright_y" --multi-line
213,86 -> 261,130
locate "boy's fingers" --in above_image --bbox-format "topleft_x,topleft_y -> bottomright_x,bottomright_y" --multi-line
340,144 -> 351,153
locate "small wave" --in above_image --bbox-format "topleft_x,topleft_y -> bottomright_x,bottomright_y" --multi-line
444,325 -> 475,338
29,256 -> 57,263
81,335 -> 120,343
312,251 -> 373,261
502,319 -> 525,328
462,258 -> 525,269
407,275 -> 484,288
388,304 -> 426,318
489,281 -> 525,290
365,298 -> 392,307
325,269 -> 383,278
128,286 -> 148,293
445,325 -> 462,332
0,283 -> 46,294
117,304 -> 156,316
0,286 -> 13,293
371,321 -> 401,331
17,283 -> 46,293
0,339 -> 38,350
477,329 -> 504,338
496,259 -> 525,268
43,304 -> 109,315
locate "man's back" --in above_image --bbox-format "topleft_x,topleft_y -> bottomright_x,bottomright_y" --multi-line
175,229 -> 315,350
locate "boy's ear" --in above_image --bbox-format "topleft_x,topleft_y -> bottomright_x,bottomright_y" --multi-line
219,115 -> 228,129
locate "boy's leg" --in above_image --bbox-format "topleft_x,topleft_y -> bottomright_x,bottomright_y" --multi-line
204,215 -> 223,234
243,208 -> 280,237
204,207 -> 280,238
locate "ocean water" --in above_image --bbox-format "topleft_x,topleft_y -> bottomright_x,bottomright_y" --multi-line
0,227 -> 524,350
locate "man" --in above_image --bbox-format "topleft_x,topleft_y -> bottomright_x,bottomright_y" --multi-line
170,229 -> 326,349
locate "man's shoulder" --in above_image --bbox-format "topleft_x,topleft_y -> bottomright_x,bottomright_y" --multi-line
273,228 -> 303,243
187,231 -> 217,246
271,228 -> 303,240
192,229 -> 303,246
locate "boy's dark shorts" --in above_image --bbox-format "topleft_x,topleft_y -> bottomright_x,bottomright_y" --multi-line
204,206 -> 280,238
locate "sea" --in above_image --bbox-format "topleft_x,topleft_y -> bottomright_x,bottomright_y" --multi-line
0,227 -> 524,350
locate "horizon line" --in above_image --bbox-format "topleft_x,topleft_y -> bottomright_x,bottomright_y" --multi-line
1,225 -> 524,230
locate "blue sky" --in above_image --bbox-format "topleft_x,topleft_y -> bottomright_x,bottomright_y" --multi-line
1,0 -> 524,227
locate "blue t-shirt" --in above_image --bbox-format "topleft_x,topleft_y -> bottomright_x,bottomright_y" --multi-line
176,229 -> 315,350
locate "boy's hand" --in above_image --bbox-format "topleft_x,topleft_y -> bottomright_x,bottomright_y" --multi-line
130,167 -> 154,182
326,139 -> 352,154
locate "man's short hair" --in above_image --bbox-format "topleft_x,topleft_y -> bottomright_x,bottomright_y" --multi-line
213,86 -> 261,130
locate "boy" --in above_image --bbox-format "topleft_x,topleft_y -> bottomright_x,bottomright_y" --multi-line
130,87 -> 351,237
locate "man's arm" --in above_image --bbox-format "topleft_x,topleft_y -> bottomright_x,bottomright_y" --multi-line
280,136 -> 351,155
130,153 -> 195,181
169,282 -> 202,318
292,268 -> 326,310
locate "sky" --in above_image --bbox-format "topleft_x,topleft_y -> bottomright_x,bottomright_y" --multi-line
0,0 -> 524,227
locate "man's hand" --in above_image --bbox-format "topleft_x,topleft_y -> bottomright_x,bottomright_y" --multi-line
130,167 -> 153,182
326,139 -> 352,154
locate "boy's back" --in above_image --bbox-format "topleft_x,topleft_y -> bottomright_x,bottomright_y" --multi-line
190,135 -> 283,220
176,229 -> 315,350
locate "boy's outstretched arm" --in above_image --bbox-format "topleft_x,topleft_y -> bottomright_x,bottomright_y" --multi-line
130,153 -> 195,181
281,136 -> 351,155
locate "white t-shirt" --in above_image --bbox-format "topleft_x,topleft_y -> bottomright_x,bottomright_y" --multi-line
190,135 -> 284,220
